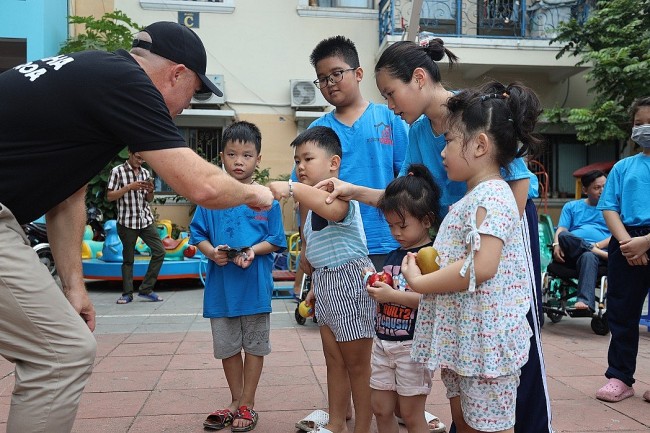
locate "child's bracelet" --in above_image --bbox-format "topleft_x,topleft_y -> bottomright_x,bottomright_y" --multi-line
288,179 -> 294,198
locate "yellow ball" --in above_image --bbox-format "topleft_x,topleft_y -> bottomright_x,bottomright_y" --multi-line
298,301 -> 314,318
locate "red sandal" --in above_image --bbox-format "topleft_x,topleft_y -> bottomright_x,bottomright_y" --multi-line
203,408 -> 234,430
231,406 -> 258,432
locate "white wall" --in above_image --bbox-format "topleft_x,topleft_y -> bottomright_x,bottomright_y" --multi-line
116,0 -> 385,114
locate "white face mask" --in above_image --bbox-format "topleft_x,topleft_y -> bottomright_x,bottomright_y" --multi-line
631,124 -> 650,148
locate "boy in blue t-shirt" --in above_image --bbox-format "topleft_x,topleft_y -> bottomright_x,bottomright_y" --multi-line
189,121 -> 286,432
301,35 -> 409,270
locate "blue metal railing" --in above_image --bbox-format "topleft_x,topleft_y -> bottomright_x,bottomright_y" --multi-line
378,0 -> 395,44
379,0 -> 595,45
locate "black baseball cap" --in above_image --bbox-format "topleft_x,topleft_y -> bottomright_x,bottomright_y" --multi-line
132,21 -> 223,97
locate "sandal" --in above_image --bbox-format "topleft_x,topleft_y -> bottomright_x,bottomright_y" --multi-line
643,390 -> 650,402
116,294 -> 133,304
396,411 -> 446,433
295,409 -> 329,432
596,378 -> 634,402
138,291 -> 163,302
203,409 -> 234,430
231,406 -> 258,432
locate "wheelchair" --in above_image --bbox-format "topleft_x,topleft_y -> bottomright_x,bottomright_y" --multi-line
538,214 -> 609,335
542,261 -> 609,335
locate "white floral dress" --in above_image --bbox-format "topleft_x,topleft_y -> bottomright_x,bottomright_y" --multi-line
411,180 -> 532,378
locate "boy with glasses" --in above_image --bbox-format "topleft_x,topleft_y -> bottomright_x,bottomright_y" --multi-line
305,35 -> 409,272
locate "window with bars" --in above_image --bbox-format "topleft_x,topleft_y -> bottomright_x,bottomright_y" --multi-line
155,127 -> 223,194
478,0 -> 521,36
420,0 -> 457,34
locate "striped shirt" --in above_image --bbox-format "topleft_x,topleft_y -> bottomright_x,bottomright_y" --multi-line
107,161 -> 155,229
303,200 -> 369,269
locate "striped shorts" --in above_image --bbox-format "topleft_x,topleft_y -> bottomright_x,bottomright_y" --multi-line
312,257 -> 376,342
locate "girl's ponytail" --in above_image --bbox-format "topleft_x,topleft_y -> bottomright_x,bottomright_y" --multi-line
375,40 -> 458,85
421,38 -> 458,69
504,83 -> 544,159
446,81 -> 543,169
378,164 -> 441,229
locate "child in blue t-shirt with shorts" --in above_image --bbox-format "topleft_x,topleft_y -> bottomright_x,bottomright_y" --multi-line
190,121 -> 286,432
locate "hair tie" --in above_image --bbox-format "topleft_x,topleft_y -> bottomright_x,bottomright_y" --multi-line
408,172 -> 414,176
480,93 -> 507,102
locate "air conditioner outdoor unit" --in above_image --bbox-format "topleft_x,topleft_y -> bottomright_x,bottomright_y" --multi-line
191,74 -> 225,105
290,79 -> 328,109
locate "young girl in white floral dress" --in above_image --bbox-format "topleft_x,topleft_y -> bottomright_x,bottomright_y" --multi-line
401,81 -> 544,433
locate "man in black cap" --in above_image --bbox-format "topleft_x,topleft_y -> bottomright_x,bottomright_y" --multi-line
0,21 -> 273,432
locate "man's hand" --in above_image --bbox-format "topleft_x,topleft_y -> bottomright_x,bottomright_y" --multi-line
139,180 -> 154,193
66,288 -> 96,332
552,244 -> 565,263
313,177 -> 355,204
247,184 -> 274,211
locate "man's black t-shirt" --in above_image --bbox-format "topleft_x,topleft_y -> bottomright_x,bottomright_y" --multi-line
0,50 -> 186,224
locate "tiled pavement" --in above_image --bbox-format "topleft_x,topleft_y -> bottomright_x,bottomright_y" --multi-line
0,279 -> 648,432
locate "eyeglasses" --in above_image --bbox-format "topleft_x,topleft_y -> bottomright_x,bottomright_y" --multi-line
313,68 -> 356,89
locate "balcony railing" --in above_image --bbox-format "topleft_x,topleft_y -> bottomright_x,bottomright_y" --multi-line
379,0 -> 595,45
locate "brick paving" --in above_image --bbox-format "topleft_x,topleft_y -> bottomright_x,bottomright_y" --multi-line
0,280 -> 648,432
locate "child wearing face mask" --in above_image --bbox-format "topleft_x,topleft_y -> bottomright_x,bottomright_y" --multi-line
595,96 -> 650,404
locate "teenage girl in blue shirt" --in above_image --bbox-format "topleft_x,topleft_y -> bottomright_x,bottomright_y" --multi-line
595,96 -> 650,404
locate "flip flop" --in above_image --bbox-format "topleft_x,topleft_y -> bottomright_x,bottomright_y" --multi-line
203,408 -> 233,430
231,406 -> 258,432
138,291 -> 163,302
295,409 -> 329,432
396,411 -> 447,433
116,294 -> 133,304
596,378 -> 634,402
643,389 -> 650,402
